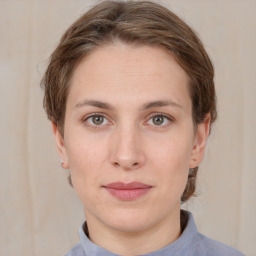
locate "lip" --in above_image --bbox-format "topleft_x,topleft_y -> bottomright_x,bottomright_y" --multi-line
103,182 -> 152,201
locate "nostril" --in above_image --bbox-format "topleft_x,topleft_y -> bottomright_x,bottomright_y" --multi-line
114,162 -> 120,167
112,161 -> 139,169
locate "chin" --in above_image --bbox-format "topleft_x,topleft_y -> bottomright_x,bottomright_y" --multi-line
103,208 -> 158,233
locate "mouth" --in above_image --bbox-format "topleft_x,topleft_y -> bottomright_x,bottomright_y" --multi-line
103,182 -> 152,201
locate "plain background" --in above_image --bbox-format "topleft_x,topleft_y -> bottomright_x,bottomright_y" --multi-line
0,0 -> 255,255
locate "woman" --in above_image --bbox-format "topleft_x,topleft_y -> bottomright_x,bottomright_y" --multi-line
41,1 -> 245,255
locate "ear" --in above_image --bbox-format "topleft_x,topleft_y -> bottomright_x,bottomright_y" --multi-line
51,122 -> 70,169
189,114 -> 211,168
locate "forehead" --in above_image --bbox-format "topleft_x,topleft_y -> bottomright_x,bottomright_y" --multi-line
67,42 -> 191,110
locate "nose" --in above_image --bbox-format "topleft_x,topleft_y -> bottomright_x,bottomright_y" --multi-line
110,126 -> 146,170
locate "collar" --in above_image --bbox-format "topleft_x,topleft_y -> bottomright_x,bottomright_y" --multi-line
78,210 -> 198,256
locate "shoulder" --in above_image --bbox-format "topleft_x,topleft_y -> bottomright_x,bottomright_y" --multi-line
182,211 -> 245,256
64,242 -> 85,256
196,233 -> 246,256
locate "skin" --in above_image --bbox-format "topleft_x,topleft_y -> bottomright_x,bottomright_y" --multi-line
52,42 -> 210,255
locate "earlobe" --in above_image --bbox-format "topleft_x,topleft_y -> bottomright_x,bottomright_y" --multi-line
51,122 -> 70,169
189,115 -> 211,168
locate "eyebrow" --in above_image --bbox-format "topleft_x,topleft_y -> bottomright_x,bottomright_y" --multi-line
142,100 -> 182,110
74,99 -> 182,110
74,100 -> 113,110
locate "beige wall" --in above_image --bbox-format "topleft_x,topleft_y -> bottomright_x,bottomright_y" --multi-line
0,0 -> 255,255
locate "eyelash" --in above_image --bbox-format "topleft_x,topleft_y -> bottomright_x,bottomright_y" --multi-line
145,112 -> 173,127
82,112 -> 111,129
82,112 -> 173,129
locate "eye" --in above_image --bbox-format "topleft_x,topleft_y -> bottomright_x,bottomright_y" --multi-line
146,113 -> 172,127
91,116 -> 105,125
83,114 -> 110,127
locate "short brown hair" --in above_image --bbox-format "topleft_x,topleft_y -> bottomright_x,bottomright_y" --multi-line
41,0 -> 217,202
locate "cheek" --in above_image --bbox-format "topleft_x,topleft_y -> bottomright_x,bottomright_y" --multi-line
65,132 -> 108,188
148,130 -> 194,170
147,131 -> 193,193
67,142 -> 107,206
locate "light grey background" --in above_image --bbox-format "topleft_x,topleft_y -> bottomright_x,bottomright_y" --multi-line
0,0 -> 255,255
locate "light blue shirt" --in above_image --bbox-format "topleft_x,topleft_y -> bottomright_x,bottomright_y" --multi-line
65,211 -> 245,256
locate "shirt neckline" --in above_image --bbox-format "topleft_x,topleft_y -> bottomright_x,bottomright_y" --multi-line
78,210 -> 198,256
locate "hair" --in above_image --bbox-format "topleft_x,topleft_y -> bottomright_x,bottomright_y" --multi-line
41,0 -> 217,203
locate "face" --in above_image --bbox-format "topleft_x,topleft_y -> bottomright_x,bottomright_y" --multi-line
53,43 -> 209,234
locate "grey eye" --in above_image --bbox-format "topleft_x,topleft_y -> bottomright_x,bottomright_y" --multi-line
92,116 -> 104,125
152,116 -> 164,125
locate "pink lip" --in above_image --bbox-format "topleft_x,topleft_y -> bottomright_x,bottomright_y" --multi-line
103,182 -> 152,201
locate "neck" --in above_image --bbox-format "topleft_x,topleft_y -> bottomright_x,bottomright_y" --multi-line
85,208 -> 181,256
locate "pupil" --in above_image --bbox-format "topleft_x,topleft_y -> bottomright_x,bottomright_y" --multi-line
93,116 -> 103,125
153,116 -> 163,125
